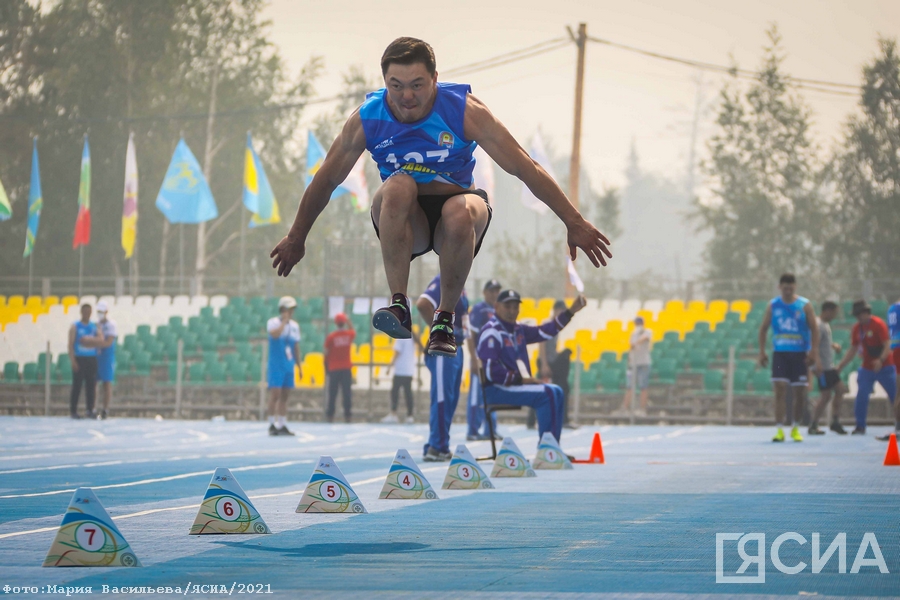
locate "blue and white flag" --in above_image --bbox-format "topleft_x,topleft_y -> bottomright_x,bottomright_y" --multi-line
155,139 -> 218,224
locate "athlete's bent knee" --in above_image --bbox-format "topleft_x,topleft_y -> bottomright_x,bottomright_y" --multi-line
441,199 -> 475,239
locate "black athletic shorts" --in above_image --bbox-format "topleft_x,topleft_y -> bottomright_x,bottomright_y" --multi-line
817,369 -> 841,391
371,188 -> 493,261
772,351 -> 809,386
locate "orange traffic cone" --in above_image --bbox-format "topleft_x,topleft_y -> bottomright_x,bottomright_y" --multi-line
573,432 -> 605,464
884,433 -> 900,466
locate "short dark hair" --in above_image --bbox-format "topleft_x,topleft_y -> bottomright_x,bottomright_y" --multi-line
381,37 -> 436,76
821,301 -> 838,312
779,273 -> 796,285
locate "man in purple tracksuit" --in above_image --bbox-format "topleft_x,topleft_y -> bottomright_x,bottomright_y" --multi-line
477,289 -> 586,444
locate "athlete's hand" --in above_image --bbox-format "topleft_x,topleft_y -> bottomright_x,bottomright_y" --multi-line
873,358 -> 883,372
71,360 -> 79,373
270,234 -> 306,277
566,217 -> 612,267
758,352 -> 769,368
569,294 -> 587,313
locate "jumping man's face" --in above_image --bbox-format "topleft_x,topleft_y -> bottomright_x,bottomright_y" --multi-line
495,300 -> 520,323
384,62 -> 437,123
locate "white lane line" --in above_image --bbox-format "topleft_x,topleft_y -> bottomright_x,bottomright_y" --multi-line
186,429 -> 210,442
0,464 -> 79,475
87,429 -> 106,440
0,465 -> 452,540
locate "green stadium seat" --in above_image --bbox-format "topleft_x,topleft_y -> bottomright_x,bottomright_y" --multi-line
653,359 -> 678,385
22,362 -> 39,383
200,333 -> 219,352
687,349 -> 710,371
200,306 -> 214,319
598,369 -> 622,391
247,361 -> 262,382
702,369 -> 724,392
168,316 -> 184,332
3,361 -> 19,382
663,331 -> 680,343
208,363 -> 227,383
133,352 -> 152,376
871,300 -> 888,318
752,371 -> 772,393
167,362 -> 179,383
732,370 -> 749,392
57,354 -> 72,382
180,332 -> 200,355
579,370 -> 598,390
188,362 -> 206,383
231,324 -> 250,342
229,362 -> 248,383
136,324 -> 152,339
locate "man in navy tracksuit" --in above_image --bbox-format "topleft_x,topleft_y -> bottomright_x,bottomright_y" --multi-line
416,274 -> 469,461
466,278 -> 502,440
477,289 -> 586,445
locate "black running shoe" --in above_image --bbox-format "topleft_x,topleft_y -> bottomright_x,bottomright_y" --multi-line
808,425 -> 825,435
851,428 -> 866,435
875,433 -> 892,442
372,299 -> 412,339
100,410 -> 108,420
276,426 -> 295,436
423,447 -> 452,462
426,321 -> 457,357
829,421 -> 847,435
70,413 -> 82,420
268,423 -> 278,436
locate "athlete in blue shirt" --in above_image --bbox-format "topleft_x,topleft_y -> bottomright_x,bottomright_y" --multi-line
94,301 -> 117,420
466,278 -> 502,439
477,290 -> 586,447
266,297 -> 303,436
271,37 -> 612,360
416,274 -> 469,461
67,303 -> 103,419
758,273 -> 820,443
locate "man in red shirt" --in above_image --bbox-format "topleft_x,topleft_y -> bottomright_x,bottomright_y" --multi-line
324,313 -> 355,423
836,300 -> 897,436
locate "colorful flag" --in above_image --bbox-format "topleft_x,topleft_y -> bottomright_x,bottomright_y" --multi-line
155,138 -> 218,224
0,174 -> 10,221
122,132 -> 138,258
520,130 -> 554,215
243,132 -> 281,228
306,130 -> 369,212
23,138 -> 42,257
72,136 -> 91,249
472,145 -> 495,205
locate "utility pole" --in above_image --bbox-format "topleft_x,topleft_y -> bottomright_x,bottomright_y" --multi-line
565,22 -> 587,298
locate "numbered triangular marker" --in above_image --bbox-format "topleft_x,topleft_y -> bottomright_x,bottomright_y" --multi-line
296,455 -> 367,513
533,432 -> 573,470
491,437 -> 536,478
190,468 -> 270,534
43,488 -> 140,567
380,449 -> 439,499
442,444 -> 494,490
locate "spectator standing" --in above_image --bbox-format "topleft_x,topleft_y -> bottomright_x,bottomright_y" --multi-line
324,313 -> 355,423
382,337 -> 419,424
266,297 -> 302,436
835,300 -> 896,437
617,316 -> 653,417
94,301 -> 117,420
808,301 -> 848,435
68,304 -> 103,419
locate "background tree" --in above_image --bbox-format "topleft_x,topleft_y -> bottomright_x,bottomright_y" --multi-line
825,38 -> 900,296
696,26 -> 825,298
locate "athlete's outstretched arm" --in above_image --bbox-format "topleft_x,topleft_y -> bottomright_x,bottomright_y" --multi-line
271,111 -> 367,276
464,95 -> 612,267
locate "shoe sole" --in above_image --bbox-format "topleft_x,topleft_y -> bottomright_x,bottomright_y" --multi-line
372,310 -> 411,339
426,345 -> 458,357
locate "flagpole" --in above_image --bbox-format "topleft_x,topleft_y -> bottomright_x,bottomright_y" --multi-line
565,22 -> 587,298
239,210 -> 246,295
179,223 -> 184,295
78,246 -> 84,298
28,253 -> 33,297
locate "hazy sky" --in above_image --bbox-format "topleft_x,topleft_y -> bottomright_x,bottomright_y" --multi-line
264,0 -> 899,193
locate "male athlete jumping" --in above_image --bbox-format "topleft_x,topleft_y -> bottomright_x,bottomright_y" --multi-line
271,37 -> 612,356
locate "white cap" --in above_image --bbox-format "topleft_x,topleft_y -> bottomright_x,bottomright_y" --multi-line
96,301 -> 109,313
278,296 -> 297,310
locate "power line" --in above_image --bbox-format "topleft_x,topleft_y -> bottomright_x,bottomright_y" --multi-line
587,34 -> 859,96
442,38 -> 570,78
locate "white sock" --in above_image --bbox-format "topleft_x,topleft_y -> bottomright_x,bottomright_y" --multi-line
268,416 -> 275,425
276,416 -> 286,428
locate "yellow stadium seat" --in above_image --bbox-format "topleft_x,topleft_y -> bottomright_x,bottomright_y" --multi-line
730,299 -> 752,318
298,353 -> 325,387
605,320 -> 625,334
536,298 -> 555,322
7,296 -> 24,310
352,344 -> 371,364
373,333 -> 392,348
61,296 -> 79,310
373,348 -> 393,365
44,295 -> 60,307
708,299 -> 729,316
664,299 -> 685,313
0,296 -> 5,308
687,300 -> 706,314
25,296 -> 42,307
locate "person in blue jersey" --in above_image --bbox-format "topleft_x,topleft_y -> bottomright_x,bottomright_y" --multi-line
271,37 -> 612,359
758,273 -> 820,443
93,301 -> 118,421
416,273 -> 470,461
67,303 -> 104,419
466,279 -> 502,440
477,290 -> 586,449
266,297 -> 303,436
